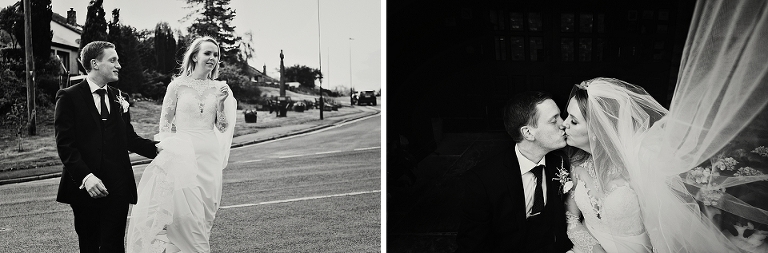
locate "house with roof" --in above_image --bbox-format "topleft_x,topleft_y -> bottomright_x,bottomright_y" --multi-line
246,64 -> 278,84
0,8 -> 82,76
51,8 -> 82,77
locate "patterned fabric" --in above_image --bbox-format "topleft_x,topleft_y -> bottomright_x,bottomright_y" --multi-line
159,77 -> 229,134
574,179 -> 645,237
568,228 -> 600,253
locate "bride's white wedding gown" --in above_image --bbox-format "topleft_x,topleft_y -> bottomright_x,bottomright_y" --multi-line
572,172 -> 653,253
126,77 -> 235,253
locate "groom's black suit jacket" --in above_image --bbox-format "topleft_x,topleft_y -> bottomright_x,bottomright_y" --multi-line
54,80 -> 157,205
456,144 -> 572,253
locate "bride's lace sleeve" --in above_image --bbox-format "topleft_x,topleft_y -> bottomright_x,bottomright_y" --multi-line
158,80 -> 179,137
214,81 -> 230,133
566,170 -> 607,253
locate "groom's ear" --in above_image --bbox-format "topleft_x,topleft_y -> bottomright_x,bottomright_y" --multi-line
520,126 -> 535,141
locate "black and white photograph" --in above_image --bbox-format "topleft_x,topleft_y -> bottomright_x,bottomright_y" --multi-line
2,0 -> 768,252
387,0 -> 768,252
0,0 -> 380,252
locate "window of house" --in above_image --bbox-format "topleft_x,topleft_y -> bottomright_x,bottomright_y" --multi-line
580,14 -> 593,33
57,51 -> 70,73
510,12 -> 524,31
561,13 -> 575,32
658,10 -> 670,21
579,38 -> 592,61
595,38 -> 605,61
528,12 -> 543,31
510,37 -> 524,61
530,37 -> 544,61
561,38 -> 574,61
495,36 -> 507,60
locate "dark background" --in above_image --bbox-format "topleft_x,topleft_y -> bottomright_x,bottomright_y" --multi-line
386,0 -> 697,251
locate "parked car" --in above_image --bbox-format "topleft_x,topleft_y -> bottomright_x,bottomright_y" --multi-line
356,90 -> 377,106
350,92 -> 358,105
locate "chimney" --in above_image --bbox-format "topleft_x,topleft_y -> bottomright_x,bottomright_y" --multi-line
67,8 -> 77,25
263,64 -> 266,77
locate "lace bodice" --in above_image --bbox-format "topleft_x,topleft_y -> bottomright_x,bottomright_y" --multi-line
573,175 -> 645,237
159,77 -> 228,133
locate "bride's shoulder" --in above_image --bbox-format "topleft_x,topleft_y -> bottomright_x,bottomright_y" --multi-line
570,163 -> 588,180
168,76 -> 188,86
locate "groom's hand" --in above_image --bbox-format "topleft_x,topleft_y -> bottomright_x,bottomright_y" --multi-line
83,175 -> 109,198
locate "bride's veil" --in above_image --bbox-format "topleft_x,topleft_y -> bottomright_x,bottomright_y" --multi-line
580,0 -> 768,252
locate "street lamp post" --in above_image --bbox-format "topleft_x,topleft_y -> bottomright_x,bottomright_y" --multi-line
349,38 -> 354,95
278,50 -> 287,117
317,0 -> 324,119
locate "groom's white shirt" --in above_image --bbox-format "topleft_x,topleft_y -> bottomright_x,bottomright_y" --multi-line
78,78 -> 111,189
87,77 -> 111,115
515,144 -> 547,218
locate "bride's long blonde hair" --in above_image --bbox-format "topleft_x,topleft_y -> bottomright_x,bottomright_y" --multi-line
177,36 -> 221,79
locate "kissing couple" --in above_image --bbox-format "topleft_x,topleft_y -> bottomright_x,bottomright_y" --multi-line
456,77 -> 765,253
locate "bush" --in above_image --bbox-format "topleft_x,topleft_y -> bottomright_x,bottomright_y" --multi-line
139,70 -> 173,100
1,69 -> 26,127
218,64 -> 262,104
0,55 -> 63,107
0,65 -> 24,94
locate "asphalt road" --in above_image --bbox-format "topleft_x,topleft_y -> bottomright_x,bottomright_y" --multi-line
0,114 -> 381,252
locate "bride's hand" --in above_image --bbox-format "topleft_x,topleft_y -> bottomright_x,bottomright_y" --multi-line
216,86 -> 229,102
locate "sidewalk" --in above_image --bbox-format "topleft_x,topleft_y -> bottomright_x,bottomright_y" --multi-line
0,106 -> 380,186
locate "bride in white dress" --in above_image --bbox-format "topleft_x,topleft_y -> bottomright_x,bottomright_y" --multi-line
561,77 -> 762,253
558,1 -> 768,252
562,79 -> 655,253
126,37 -> 236,253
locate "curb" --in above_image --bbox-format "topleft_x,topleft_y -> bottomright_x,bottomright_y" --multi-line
0,110 -> 380,186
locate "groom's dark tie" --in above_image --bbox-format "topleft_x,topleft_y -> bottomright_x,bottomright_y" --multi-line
531,165 -> 545,215
95,89 -> 109,120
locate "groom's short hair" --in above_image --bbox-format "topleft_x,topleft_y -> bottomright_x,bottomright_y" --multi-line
80,41 -> 115,72
503,91 -> 553,143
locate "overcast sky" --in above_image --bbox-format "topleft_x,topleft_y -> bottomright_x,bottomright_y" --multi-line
1,0 -> 382,91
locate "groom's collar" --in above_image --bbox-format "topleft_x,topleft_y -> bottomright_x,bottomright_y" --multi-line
86,77 -> 108,93
515,144 -> 546,175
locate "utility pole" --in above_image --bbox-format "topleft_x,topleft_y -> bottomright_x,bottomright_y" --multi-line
23,0 -> 36,136
317,0 -> 323,119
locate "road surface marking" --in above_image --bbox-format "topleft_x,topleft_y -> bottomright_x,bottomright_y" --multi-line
278,154 -> 306,159
315,150 -> 341,155
231,114 -> 380,150
129,191 -> 380,218
219,190 -> 381,209
230,159 -> 263,164
244,148 -> 379,161
354,146 -> 380,151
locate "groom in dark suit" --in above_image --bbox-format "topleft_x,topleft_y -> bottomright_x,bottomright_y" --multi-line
456,91 -> 572,253
55,41 -> 158,252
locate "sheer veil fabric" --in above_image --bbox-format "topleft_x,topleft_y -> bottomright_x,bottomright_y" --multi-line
578,1 -> 768,252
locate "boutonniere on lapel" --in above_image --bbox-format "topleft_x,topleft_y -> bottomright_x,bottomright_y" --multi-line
115,90 -> 130,113
552,158 -> 573,195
